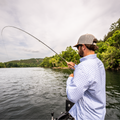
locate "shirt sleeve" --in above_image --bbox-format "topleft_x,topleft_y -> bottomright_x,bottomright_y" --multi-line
66,64 -> 89,103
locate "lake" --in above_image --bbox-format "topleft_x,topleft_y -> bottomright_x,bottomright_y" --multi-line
0,68 -> 120,120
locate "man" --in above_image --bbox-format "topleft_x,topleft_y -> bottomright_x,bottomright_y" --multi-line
67,34 -> 106,120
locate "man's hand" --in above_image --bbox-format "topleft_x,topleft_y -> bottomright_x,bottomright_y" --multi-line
67,62 -> 75,70
69,73 -> 74,77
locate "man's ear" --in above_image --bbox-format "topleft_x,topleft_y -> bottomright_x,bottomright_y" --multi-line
82,44 -> 86,50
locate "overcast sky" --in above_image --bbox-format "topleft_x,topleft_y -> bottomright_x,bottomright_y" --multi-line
0,0 -> 120,62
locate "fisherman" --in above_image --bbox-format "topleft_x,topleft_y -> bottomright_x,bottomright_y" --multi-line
67,34 -> 106,120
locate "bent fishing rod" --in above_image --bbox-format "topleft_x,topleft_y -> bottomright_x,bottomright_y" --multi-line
1,26 -> 73,67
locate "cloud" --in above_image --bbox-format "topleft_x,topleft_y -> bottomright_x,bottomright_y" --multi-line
0,0 -> 120,62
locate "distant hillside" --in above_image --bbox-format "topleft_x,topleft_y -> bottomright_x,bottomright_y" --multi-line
3,58 -> 43,67
8,58 -> 43,64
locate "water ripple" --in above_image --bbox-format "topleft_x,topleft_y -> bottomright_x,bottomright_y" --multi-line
0,68 -> 120,120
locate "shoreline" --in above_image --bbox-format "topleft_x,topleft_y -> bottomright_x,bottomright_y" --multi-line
52,67 -> 69,69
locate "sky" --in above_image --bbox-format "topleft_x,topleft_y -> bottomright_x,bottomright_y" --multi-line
0,0 -> 120,62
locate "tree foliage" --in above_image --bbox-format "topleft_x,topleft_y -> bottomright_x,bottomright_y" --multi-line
0,62 -> 5,68
104,18 -> 120,41
40,46 -> 80,68
97,30 -> 120,70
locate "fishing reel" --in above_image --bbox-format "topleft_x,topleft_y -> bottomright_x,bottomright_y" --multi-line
51,99 -> 74,120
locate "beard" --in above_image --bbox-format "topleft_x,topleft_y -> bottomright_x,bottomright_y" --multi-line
78,46 -> 84,57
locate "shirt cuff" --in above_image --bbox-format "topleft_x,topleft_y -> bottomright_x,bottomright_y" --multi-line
74,64 -> 77,69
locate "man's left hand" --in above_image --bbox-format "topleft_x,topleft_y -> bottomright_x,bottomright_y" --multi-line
69,74 -> 74,77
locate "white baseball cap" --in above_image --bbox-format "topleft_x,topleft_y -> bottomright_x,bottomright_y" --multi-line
74,34 -> 97,47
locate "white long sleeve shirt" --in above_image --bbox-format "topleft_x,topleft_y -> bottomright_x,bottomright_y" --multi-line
66,54 -> 106,120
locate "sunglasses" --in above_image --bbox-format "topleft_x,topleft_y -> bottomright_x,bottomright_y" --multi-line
77,44 -> 82,50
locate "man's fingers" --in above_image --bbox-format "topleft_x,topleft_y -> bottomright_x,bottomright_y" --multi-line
69,74 -> 74,77
67,62 -> 75,70
67,62 -> 75,67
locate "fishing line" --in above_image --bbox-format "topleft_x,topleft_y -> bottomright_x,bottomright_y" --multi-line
1,26 -> 74,70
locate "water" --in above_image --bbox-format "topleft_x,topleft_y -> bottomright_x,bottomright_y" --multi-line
106,70 -> 120,120
0,68 -> 120,120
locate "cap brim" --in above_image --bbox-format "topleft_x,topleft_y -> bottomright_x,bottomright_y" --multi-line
73,44 -> 79,47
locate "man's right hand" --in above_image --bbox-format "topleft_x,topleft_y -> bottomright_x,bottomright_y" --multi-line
67,62 -> 75,70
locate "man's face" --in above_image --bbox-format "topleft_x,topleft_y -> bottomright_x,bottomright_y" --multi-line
77,45 -> 84,57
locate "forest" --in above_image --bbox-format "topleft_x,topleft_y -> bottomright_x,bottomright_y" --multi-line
0,18 -> 120,70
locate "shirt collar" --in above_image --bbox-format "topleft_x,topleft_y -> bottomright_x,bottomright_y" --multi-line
80,54 -> 97,62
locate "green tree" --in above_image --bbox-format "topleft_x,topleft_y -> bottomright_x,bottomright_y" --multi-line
97,30 -> 120,70
39,46 -> 80,68
104,18 -> 120,41
0,62 -> 5,68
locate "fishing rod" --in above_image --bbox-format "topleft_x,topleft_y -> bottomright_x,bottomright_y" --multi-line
1,26 -> 73,68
